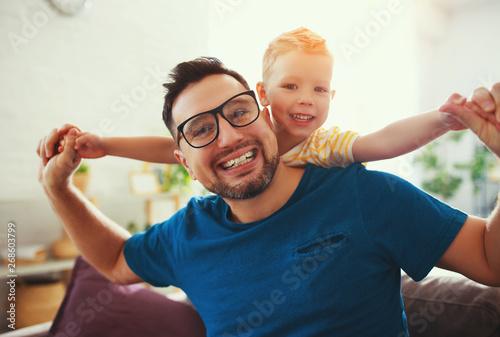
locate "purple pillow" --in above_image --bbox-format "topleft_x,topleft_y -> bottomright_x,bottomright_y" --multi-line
49,256 -> 206,337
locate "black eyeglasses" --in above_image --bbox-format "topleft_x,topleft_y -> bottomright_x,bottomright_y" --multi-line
176,90 -> 261,148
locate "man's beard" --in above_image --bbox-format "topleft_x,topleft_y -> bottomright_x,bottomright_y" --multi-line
206,140 -> 280,200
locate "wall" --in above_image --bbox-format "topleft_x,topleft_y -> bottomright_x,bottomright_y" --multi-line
0,0 -> 210,246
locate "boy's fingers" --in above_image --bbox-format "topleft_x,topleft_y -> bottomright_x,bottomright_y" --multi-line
448,93 -> 467,105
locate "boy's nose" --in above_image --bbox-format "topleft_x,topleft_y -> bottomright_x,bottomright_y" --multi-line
216,115 -> 244,148
297,92 -> 314,106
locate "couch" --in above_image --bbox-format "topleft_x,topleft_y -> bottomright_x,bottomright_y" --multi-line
4,256 -> 500,337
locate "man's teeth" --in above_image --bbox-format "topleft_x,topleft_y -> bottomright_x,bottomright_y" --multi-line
291,114 -> 313,122
222,151 -> 254,169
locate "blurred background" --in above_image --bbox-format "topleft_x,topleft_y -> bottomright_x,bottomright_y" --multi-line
0,0 -> 499,255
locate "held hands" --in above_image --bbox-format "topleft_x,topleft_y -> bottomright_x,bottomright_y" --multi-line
37,124 -> 107,190
57,124 -> 108,159
439,83 -> 500,157
37,127 -> 82,190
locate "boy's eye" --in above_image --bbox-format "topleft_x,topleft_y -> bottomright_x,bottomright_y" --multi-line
315,87 -> 328,93
284,84 -> 297,90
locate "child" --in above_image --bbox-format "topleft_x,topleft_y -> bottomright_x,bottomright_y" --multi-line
58,27 -> 465,170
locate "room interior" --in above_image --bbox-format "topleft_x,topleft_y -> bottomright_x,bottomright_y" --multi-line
0,0 -> 499,335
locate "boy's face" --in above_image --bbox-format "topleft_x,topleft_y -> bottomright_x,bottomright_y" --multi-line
259,50 -> 334,140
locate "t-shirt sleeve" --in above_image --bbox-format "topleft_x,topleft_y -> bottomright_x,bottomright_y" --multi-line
124,212 -> 184,287
354,166 -> 467,282
281,127 -> 360,168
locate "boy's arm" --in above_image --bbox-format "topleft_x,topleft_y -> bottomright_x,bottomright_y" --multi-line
352,108 -> 465,163
74,134 -> 179,164
95,136 -> 179,164
56,124 -> 179,164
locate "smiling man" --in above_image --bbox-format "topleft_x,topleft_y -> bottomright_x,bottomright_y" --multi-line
38,57 -> 500,336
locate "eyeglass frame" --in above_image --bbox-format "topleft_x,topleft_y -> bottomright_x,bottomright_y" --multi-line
176,90 -> 261,149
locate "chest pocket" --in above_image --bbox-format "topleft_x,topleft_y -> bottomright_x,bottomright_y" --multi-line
294,232 -> 348,259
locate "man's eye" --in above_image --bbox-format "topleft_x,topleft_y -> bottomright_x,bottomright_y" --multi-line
228,109 -> 251,123
191,125 -> 215,139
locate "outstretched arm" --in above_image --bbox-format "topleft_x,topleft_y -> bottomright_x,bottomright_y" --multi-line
56,124 -> 179,164
352,108 -> 465,163
37,127 -> 142,284
436,84 -> 500,286
77,134 -> 179,164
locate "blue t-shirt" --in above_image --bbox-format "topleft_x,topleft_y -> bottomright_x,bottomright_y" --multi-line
124,163 -> 467,337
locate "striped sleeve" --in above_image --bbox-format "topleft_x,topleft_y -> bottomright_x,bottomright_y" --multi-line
281,127 -> 360,168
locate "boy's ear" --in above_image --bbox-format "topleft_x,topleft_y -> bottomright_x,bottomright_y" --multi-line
174,149 -> 197,181
256,82 -> 270,106
331,89 -> 336,100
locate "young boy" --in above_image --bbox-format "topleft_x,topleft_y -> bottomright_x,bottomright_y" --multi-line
57,27 -> 465,170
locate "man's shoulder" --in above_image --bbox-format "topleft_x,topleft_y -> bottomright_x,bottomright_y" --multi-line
305,162 -> 404,192
307,162 -> 366,176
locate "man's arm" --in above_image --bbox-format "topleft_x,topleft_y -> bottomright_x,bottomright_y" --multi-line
352,108 -> 465,163
436,84 -> 500,286
37,127 -> 142,284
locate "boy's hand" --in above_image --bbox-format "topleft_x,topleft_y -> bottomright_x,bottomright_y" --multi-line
74,132 -> 108,159
438,94 -> 467,131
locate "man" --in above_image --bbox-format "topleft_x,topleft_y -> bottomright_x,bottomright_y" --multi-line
38,57 -> 500,336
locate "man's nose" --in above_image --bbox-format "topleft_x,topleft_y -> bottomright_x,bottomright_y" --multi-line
216,115 -> 244,148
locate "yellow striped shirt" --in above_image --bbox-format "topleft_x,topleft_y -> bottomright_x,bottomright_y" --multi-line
281,127 -> 360,168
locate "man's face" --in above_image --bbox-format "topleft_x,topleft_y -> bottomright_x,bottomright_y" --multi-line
262,50 -> 334,139
173,74 -> 280,200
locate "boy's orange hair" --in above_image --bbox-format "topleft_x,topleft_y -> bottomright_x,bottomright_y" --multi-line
262,27 -> 333,83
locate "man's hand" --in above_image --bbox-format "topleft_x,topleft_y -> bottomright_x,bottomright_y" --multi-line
37,127 -> 82,191
439,83 -> 500,157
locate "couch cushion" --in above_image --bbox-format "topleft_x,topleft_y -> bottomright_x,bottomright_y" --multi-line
402,272 -> 500,337
49,255 -> 206,337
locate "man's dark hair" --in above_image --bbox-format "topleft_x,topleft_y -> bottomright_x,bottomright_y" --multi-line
162,57 -> 250,140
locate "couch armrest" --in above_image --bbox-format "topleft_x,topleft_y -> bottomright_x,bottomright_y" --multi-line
402,271 -> 500,337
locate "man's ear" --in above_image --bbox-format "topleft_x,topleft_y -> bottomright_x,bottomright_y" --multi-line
174,149 -> 197,181
256,82 -> 270,106
331,89 -> 336,100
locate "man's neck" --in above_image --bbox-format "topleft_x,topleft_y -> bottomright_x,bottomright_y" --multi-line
224,163 -> 305,223
274,129 -> 307,156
